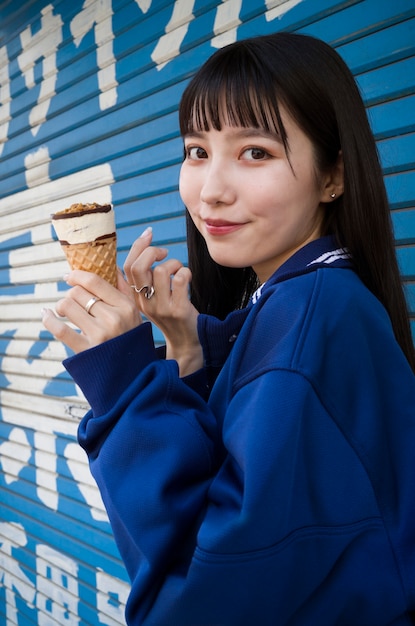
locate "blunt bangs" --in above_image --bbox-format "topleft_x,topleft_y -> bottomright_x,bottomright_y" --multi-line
179,44 -> 288,150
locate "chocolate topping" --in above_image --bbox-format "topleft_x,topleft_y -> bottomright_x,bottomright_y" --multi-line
60,232 -> 116,245
52,203 -> 112,220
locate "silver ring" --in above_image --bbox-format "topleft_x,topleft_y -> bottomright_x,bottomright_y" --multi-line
85,296 -> 102,314
131,284 -> 155,300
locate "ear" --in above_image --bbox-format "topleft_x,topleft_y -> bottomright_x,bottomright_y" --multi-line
321,151 -> 344,203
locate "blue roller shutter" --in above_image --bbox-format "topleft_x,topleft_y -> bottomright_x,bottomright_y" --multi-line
0,1 -> 413,623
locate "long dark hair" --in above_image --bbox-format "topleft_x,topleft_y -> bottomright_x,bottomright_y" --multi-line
179,32 -> 415,371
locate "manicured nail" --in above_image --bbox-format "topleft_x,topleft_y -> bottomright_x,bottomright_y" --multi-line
140,226 -> 152,238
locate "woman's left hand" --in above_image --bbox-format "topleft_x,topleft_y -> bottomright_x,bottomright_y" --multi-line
124,229 -> 202,377
42,269 -> 142,354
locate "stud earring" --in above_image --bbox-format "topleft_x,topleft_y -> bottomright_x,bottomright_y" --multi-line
330,192 -> 336,198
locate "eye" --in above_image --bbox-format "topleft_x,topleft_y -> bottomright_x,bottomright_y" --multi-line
242,147 -> 270,161
185,146 -> 208,160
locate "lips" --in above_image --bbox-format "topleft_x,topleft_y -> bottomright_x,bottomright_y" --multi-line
204,219 -> 246,236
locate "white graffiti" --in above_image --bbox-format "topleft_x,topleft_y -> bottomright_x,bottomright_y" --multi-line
96,569 -> 130,626
0,427 -> 31,485
36,544 -> 79,625
151,0 -> 195,69
211,0 -> 242,49
0,44 -> 10,157
71,0 -> 118,110
265,0 -> 303,21
0,522 -> 129,624
134,0 -> 152,12
0,0 -> 304,141
0,523 -> 36,624
24,146 -> 51,188
18,5 -> 63,136
210,0 -> 303,49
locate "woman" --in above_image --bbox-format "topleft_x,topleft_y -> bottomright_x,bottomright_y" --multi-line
43,32 -> 415,624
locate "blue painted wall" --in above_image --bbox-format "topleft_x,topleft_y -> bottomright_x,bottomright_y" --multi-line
0,0 -> 414,623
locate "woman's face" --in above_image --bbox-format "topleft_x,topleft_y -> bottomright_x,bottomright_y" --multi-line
180,107 -> 336,283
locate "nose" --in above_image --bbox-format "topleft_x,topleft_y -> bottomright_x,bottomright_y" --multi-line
200,160 -> 236,206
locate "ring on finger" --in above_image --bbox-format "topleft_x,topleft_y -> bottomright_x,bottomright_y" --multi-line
131,284 -> 155,300
85,296 -> 102,314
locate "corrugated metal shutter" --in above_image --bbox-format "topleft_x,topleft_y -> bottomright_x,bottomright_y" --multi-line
0,0 -> 413,623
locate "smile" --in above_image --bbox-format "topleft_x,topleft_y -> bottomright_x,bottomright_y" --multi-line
204,220 -> 246,236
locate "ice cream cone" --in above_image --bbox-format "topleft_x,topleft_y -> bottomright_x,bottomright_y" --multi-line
51,203 -> 117,286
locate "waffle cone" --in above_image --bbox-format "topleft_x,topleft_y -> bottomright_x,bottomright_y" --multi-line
61,234 -> 117,286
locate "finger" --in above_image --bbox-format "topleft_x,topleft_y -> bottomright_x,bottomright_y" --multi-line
127,246 -> 168,294
171,266 -> 192,296
55,294 -> 102,330
42,308 -> 89,353
57,285 -> 104,317
55,287 -> 142,349
149,259 -> 185,307
124,227 -> 153,280
117,267 -> 136,300
170,267 -> 192,313
155,258 -> 184,278
65,270 -> 120,306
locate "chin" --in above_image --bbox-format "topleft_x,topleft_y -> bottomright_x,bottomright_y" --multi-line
208,253 -> 242,269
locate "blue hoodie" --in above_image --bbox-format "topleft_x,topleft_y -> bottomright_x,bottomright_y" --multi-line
65,236 -> 415,625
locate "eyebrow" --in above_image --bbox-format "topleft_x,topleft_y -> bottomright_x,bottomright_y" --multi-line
184,127 -> 283,142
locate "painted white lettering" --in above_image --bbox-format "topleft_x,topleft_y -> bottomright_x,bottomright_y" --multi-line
265,0 -> 303,21
36,544 -> 79,624
17,4 -> 63,136
0,427 -> 31,485
151,0 -> 195,70
34,431 -> 58,512
70,0 -> 118,109
24,146 -> 51,188
211,0 -> 242,48
0,523 -> 36,623
134,0 -> 152,13
96,569 -> 129,625
0,45 -> 11,156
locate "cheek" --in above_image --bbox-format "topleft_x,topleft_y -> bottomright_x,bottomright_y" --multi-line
178,166 -> 186,201
179,164 -> 196,207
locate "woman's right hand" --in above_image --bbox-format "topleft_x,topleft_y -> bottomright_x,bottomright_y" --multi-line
124,228 -> 203,377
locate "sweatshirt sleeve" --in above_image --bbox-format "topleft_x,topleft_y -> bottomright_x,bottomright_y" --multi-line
64,322 -> 222,619
65,321 -> 411,625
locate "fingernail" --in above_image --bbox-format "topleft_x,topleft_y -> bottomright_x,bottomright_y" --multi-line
140,226 -> 152,238
63,273 -> 70,281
